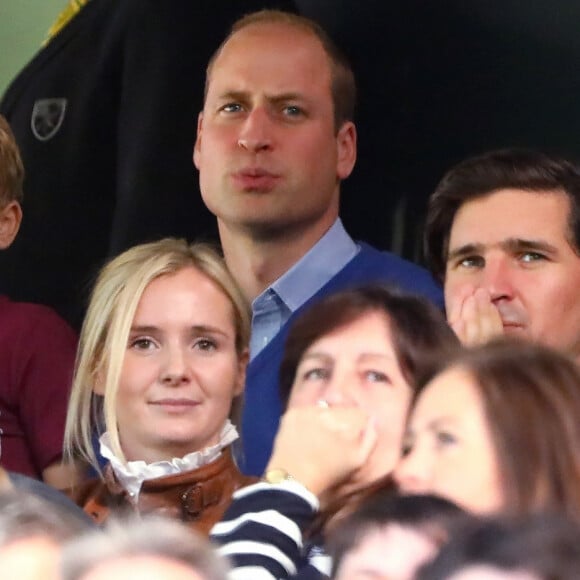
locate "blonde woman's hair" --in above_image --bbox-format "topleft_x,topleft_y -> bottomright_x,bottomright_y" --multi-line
64,238 -> 250,473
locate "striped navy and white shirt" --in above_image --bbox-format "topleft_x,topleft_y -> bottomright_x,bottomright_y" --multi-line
211,480 -> 331,579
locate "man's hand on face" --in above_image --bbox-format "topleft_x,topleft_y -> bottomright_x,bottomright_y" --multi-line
447,287 -> 504,346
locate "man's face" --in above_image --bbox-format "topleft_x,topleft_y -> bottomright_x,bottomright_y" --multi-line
194,21 -> 356,240
444,188 -> 580,359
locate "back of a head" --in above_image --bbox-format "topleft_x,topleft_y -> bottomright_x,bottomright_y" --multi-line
418,513 -> 580,580
0,488 -> 92,547
61,516 -> 228,580
329,492 -> 466,578
0,488 -> 94,580
79,556 -> 207,580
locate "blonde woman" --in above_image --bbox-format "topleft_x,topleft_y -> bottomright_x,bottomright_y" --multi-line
65,238 -> 255,534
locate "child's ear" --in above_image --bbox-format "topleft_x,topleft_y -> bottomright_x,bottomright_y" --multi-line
0,201 -> 22,249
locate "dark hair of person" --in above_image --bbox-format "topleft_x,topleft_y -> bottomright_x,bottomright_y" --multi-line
328,492 -> 466,579
417,513 -> 580,580
204,9 -> 356,133
279,284 -> 460,410
425,148 -> 580,280
420,339 -> 580,522
61,516 -> 228,580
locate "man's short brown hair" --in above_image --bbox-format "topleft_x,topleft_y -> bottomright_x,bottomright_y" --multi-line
204,9 -> 356,133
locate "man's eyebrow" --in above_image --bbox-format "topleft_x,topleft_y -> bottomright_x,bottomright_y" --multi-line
268,92 -> 305,103
502,238 -> 559,255
447,239 -> 560,263
215,90 -> 306,103
215,90 -> 249,102
446,243 -> 484,263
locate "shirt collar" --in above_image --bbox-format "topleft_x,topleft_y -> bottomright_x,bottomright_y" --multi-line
270,218 -> 359,312
99,421 -> 239,498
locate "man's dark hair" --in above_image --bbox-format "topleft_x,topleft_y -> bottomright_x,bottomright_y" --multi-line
418,513 -> 580,580
328,493 -> 465,579
424,148 -> 580,281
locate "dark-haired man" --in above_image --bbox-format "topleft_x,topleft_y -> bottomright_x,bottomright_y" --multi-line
425,148 -> 580,361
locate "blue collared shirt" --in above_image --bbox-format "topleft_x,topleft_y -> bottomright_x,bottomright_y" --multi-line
249,219 -> 359,359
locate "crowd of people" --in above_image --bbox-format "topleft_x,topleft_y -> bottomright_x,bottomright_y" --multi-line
2,5 -> 580,580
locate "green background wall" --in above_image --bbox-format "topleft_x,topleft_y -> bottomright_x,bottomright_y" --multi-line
0,0 -> 65,95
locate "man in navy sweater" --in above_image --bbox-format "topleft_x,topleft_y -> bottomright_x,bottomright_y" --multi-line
194,10 -> 443,475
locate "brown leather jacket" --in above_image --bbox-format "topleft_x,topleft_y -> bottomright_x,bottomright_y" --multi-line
68,447 -> 256,535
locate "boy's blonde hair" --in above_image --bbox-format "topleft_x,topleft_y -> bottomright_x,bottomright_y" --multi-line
0,115 -> 24,207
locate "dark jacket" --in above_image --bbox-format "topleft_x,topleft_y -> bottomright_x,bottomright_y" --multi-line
0,0 -> 296,328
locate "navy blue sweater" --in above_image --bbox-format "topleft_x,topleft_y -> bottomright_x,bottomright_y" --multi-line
240,243 -> 443,475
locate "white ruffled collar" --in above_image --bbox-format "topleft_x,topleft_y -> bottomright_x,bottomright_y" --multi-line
99,420 -> 239,499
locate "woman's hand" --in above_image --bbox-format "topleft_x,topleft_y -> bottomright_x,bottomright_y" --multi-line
265,405 -> 377,496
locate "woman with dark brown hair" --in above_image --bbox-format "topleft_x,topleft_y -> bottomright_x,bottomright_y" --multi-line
395,338 -> 580,521
211,285 -> 459,578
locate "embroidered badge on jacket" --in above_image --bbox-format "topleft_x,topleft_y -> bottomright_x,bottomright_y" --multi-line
31,98 -> 68,141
